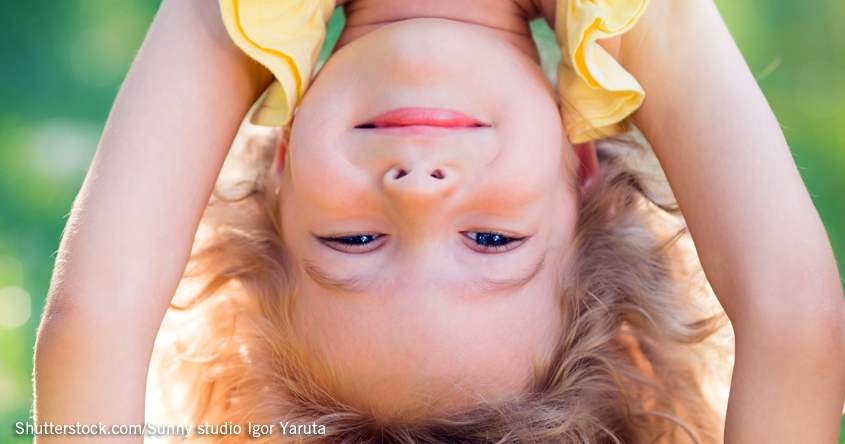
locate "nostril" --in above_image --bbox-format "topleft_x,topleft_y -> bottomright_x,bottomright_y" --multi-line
394,169 -> 409,180
429,170 -> 444,180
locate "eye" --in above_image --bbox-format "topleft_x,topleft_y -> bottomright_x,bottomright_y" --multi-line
463,232 -> 527,253
318,234 -> 384,253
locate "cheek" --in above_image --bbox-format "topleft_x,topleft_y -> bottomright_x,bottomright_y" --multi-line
285,146 -> 376,220
490,126 -> 569,207
279,184 -> 307,258
547,181 -> 580,249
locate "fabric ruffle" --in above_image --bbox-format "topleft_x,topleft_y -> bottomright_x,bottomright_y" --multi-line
220,0 -> 647,142
218,0 -> 336,126
555,0 -> 648,143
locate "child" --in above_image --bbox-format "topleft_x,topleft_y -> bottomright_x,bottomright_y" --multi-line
34,0 -> 845,443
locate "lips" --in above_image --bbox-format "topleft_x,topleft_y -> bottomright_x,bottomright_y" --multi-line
356,107 -> 490,129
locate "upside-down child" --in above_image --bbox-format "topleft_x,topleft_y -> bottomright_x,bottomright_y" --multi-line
34,0 -> 845,443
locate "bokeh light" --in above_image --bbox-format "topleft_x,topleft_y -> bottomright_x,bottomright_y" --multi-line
0,287 -> 31,330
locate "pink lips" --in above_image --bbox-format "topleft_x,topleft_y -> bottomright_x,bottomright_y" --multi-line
357,107 -> 490,129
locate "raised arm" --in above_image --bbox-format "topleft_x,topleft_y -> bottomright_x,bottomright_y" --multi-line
612,0 -> 845,442
34,0 -> 271,440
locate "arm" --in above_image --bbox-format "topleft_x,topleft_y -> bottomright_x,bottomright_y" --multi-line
34,0 -> 271,440
614,0 -> 845,442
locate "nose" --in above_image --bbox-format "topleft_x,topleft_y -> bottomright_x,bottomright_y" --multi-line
383,164 -> 457,210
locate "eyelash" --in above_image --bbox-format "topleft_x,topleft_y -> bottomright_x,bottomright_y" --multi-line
463,231 -> 527,252
318,232 -> 527,253
318,234 -> 383,253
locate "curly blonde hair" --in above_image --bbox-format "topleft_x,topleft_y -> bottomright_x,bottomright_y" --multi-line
147,126 -> 731,444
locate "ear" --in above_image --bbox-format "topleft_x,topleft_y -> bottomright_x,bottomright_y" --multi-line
271,126 -> 290,183
572,141 -> 601,192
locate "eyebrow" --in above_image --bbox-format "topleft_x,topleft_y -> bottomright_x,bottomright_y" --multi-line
302,255 -> 547,296
302,260 -> 375,294
469,255 -> 547,295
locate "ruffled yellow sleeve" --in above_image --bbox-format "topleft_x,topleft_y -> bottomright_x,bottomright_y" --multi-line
555,0 -> 649,143
218,0 -> 336,126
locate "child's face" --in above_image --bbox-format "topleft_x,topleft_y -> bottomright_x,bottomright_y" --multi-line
277,19 -> 579,417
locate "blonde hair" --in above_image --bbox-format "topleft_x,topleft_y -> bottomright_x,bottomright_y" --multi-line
148,127 -> 731,444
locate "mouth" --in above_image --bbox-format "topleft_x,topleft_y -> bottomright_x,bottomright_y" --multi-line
356,107 -> 491,129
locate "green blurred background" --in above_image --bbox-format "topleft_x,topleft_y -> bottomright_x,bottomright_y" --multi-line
0,0 -> 843,442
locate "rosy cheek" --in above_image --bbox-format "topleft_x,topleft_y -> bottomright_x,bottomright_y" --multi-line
469,170 -> 559,214
287,153 -> 370,215
304,182 -> 375,219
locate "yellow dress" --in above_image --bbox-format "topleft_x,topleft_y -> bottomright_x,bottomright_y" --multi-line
219,0 -> 647,143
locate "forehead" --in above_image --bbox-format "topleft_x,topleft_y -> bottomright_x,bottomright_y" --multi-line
289,245 -> 566,417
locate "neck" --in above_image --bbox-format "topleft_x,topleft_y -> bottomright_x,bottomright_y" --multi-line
335,0 -> 548,63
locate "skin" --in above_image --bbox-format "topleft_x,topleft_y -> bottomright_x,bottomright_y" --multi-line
617,1 -> 845,441
33,0 -> 845,442
277,19 -> 581,416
